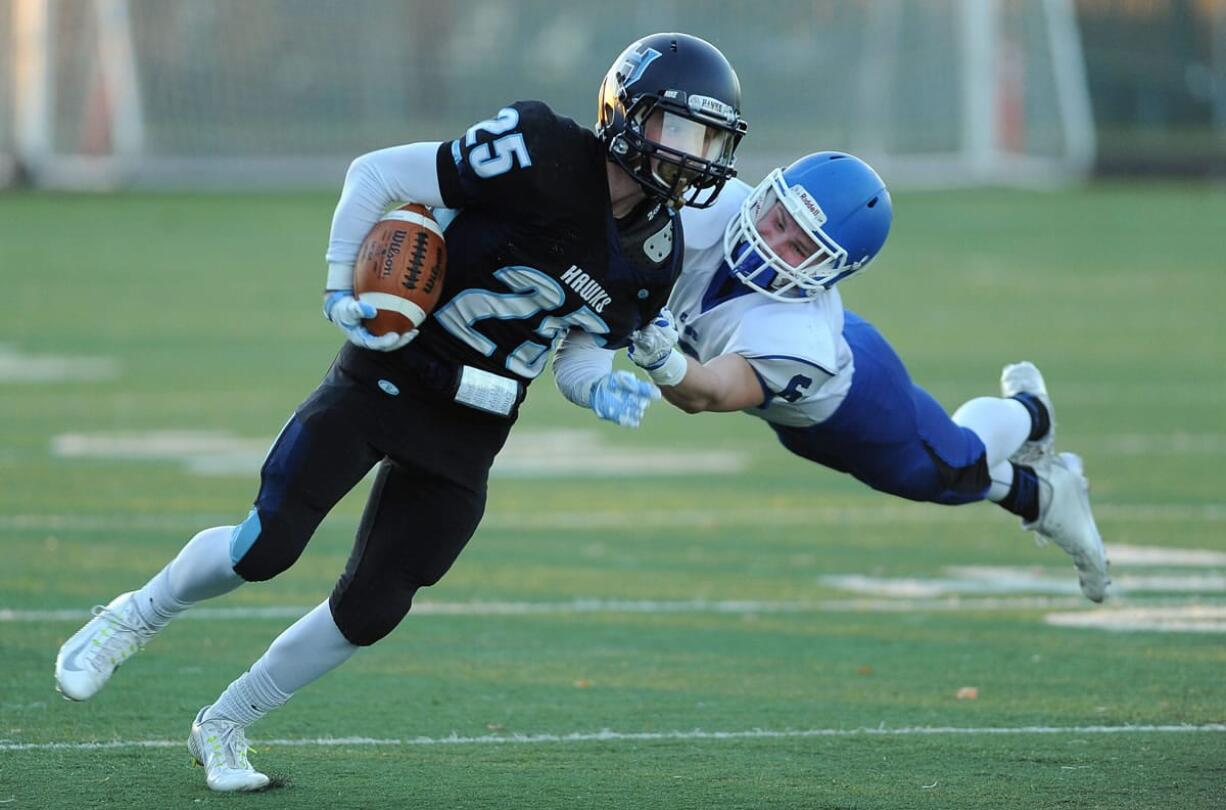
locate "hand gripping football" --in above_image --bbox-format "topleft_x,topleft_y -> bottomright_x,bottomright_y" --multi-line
353,203 -> 447,336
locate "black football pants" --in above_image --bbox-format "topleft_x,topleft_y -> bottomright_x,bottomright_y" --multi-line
230,359 -> 513,645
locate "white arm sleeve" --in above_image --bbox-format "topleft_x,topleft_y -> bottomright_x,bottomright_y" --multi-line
553,329 -> 615,408
323,141 -> 447,288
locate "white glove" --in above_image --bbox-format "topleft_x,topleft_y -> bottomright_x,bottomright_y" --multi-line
628,307 -> 679,369
589,370 -> 661,428
628,307 -> 688,386
323,290 -> 417,351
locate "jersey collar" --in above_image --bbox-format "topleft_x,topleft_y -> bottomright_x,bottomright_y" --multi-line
700,258 -> 756,313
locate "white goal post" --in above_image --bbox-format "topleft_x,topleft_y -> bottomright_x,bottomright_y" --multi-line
821,0 -> 1095,189
947,0 -> 1096,187
5,0 -> 1096,190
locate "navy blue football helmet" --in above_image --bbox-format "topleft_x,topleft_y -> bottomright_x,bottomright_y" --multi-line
597,33 -> 748,208
725,152 -> 893,299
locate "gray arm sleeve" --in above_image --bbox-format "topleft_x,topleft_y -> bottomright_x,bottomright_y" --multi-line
553,329 -> 615,408
324,141 -> 447,281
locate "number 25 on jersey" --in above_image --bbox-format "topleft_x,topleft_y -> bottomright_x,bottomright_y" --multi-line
435,266 -> 609,379
464,108 -> 533,179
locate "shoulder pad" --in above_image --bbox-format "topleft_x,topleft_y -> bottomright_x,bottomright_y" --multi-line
508,99 -> 586,142
732,292 -> 844,377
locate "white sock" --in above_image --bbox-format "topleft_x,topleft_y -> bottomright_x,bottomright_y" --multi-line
951,397 -> 1030,504
131,526 -> 244,629
260,601 -> 359,694
952,396 -> 1031,468
168,526 -> 244,602
204,657 -> 292,728
986,459 -> 1015,502
204,601 -> 359,728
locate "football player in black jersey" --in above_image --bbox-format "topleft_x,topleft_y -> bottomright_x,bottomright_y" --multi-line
53,33 -> 747,792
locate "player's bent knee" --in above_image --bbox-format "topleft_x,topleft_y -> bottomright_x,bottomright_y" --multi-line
951,396 -> 999,426
329,581 -> 419,646
229,508 -> 312,582
922,446 -> 991,505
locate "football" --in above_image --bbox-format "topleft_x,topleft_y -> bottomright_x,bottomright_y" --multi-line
353,203 -> 447,336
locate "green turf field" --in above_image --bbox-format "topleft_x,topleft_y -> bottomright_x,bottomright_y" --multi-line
1,185 -> 1224,809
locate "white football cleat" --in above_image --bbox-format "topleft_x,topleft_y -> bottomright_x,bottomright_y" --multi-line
55,591 -> 157,701
188,706 -> 271,792
1000,361 -> 1056,464
1026,452 -> 1110,602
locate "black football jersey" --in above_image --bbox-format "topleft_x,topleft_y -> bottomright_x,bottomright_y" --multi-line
404,100 -> 682,384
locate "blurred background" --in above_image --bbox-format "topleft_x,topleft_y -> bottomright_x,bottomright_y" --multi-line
2,0 -> 1223,192
2,7 -> 1224,805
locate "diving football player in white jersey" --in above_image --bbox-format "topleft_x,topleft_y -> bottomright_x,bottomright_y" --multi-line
553,151 -> 1110,602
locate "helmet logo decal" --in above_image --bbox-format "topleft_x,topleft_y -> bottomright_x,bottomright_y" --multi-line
790,185 -> 827,227
620,46 -> 662,88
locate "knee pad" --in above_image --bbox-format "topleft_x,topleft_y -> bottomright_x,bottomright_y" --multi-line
922,444 -> 991,504
230,508 -> 311,582
329,578 -> 419,646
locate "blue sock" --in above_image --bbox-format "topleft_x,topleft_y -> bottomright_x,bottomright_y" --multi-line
999,463 -> 1039,522
1010,392 -> 1051,442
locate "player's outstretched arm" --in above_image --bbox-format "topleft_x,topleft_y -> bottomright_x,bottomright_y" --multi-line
657,353 -> 764,414
628,311 -> 764,414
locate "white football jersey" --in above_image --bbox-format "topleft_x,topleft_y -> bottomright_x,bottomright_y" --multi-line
671,180 -> 854,428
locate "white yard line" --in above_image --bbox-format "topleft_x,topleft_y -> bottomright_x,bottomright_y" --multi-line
1087,433 -> 1226,455
3,503 -> 1224,533
2,595 -> 1222,623
2,724 -> 1224,752
1109,544 -> 1226,566
0,345 -> 119,383
823,568 -> 1226,597
47,429 -> 748,477
1045,605 -> 1226,633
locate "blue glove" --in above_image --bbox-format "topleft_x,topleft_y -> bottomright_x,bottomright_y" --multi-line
589,370 -> 661,428
628,307 -> 680,371
323,290 -> 417,351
